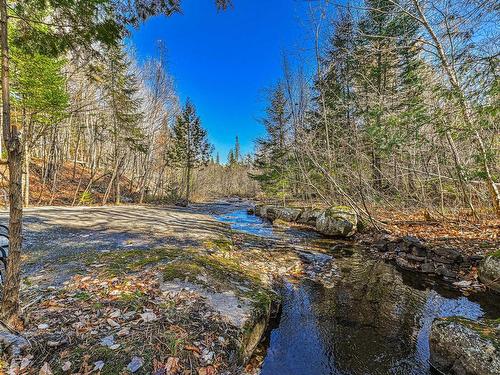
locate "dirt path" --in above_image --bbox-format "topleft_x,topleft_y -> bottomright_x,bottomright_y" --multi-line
0,204 -> 232,285
0,201 -> 287,374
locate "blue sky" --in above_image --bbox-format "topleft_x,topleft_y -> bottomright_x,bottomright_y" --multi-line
130,0 -> 316,162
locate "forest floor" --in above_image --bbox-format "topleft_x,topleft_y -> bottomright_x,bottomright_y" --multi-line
0,160 -> 139,208
0,203 -> 308,375
0,201 -> 497,374
370,208 -> 499,257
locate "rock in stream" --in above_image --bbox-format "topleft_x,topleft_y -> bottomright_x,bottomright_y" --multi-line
429,317 -> 500,375
478,252 -> 500,294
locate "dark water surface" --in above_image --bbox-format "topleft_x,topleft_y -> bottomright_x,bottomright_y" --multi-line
213,207 -> 500,375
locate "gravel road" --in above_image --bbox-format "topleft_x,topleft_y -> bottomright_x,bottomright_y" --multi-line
0,203 -> 238,285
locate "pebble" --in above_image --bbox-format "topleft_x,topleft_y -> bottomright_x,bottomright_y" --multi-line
453,280 -> 473,288
38,323 -> 49,330
93,361 -> 105,371
127,356 -> 144,373
100,335 -> 115,348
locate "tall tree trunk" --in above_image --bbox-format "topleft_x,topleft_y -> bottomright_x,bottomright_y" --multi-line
186,164 -> 191,204
114,167 -> 121,205
72,115 -> 81,180
22,141 -> 30,207
413,0 -> 500,217
1,0 -> 23,323
372,148 -> 382,192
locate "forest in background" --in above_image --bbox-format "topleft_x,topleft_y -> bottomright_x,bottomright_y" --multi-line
254,0 -> 499,221
2,38 -> 257,207
3,0 -> 497,222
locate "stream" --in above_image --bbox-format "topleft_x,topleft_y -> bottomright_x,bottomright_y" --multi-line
212,205 -> 500,375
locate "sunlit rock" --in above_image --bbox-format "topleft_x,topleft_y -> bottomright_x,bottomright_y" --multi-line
276,207 -> 302,222
296,209 -> 322,226
316,206 -> 357,237
478,252 -> 500,293
430,317 -> 500,375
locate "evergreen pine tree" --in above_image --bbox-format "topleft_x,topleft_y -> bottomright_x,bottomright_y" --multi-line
252,84 -> 290,203
228,149 -> 236,166
234,135 -> 241,162
169,99 -> 212,204
101,45 -> 144,204
355,0 -> 401,191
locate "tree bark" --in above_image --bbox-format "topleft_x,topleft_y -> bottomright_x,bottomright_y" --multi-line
22,141 -> 29,207
186,164 -> 191,204
1,0 -> 24,323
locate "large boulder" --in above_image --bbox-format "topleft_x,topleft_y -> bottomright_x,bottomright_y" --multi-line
430,317 -> 500,375
316,206 -> 357,237
297,209 -> 322,226
253,205 -> 302,223
265,207 -> 279,221
276,207 -> 302,222
478,252 -> 500,293
254,205 -> 268,218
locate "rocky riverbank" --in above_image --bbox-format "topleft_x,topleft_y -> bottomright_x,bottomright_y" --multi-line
250,203 -> 500,374
250,204 -> 500,293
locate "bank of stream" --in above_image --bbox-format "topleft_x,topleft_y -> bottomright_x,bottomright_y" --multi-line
212,205 -> 500,375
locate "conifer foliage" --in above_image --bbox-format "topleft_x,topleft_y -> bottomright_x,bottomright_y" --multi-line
253,84 -> 291,203
253,0 -> 499,219
169,99 -> 212,204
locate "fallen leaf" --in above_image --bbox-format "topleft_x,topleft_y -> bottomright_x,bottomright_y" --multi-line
61,361 -> 72,372
140,312 -> 158,322
100,335 -> 115,348
19,356 -> 32,371
93,361 -> 105,371
165,357 -> 180,374
184,345 -> 201,354
39,362 -> 53,375
127,356 -> 144,373
117,327 -> 130,337
107,318 -> 120,328
198,366 -> 216,375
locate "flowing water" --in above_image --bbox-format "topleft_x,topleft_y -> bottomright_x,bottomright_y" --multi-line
213,206 -> 500,375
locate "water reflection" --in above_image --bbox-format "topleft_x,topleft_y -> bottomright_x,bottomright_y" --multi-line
213,208 -> 500,375
213,209 -> 321,240
261,254 -> 497,375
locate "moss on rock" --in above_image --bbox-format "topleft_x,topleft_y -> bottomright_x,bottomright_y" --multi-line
316,206 -> 358,237
430,317 -> 500,375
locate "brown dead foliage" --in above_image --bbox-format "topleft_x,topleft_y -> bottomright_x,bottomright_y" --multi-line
374,208 -> 499,256
8,267 -> 240,375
